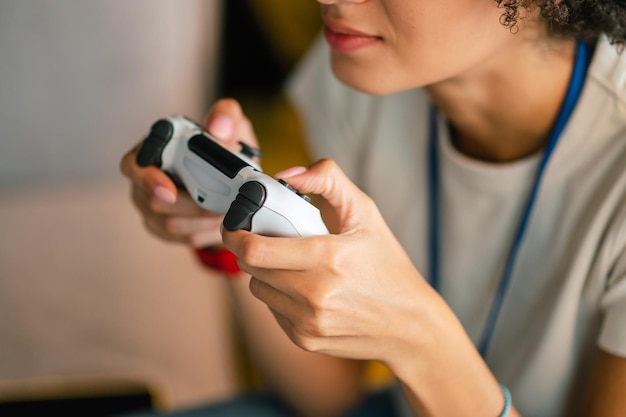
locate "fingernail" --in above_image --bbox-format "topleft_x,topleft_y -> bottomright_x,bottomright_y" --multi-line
154,186 -> 176,204
274,166 -> 308,179
209,114 -> 234,139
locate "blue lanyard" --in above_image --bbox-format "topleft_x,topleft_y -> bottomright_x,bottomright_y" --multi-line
427,40 -> 591,358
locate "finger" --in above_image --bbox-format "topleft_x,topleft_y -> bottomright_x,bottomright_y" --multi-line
276,159 -> 371,233
119,142 -> 142,177
187,228 -> 225,249
222,229 -> 337,271
166,216 -> 225,247
249,276 -> 294,308
143,213 -> 186,244
204,99 -> 260,159
120,145 -> 178,204
142,211 -> 224,247
131,184 -> 221,243
147,191 -> 220,217
248,272 -> 312,320
130,183 -> 183,216
248,279 -> 312,339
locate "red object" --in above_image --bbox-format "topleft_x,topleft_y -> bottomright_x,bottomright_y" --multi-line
195,247 -> 241,275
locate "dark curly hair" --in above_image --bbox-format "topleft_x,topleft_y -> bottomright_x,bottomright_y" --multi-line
495,0 -> 626,47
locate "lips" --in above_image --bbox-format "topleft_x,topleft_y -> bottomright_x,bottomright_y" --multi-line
322,19 -> 382,53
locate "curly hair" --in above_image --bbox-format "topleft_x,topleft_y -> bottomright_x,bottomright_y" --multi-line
495,0 -> 626,46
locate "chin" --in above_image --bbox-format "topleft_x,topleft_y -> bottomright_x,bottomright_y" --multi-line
330,59 -> 419,96
332,69 -> 393,96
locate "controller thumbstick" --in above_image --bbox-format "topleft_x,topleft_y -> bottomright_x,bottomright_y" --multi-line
136,119 -> 174,167
223,181 -> 266,231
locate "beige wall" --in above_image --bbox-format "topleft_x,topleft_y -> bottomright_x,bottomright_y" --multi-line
0,0 -> 221,188
0,0 -> 239,410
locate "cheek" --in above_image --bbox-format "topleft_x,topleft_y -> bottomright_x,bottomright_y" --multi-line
330,2 -> 510,94
391,6 -> 509,83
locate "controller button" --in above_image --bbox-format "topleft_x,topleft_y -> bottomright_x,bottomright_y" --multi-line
278,179 -> 311,202
189,134 -> 251,179
297,192 -> 311,203
278,179 -> 295,191
136,119 -> 174,167
238,141 -> 262,160
223,181 -> 267,232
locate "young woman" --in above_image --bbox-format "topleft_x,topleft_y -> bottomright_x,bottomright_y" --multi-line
120,0 -> 626,416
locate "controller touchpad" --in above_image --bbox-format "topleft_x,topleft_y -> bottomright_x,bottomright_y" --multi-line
183,157 -> 230,196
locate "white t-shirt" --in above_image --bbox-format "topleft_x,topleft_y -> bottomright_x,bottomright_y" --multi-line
287,35 -> 626,417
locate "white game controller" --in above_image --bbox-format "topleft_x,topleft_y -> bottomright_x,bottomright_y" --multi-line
136,116 -> 329,237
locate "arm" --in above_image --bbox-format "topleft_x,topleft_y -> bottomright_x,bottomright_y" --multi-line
581,218 -> 626,416
120,99 -> 365,417
581,349 -> 626,417
229,275 -> 364,417
223,159 -> 512,416
223,159 -> 626,417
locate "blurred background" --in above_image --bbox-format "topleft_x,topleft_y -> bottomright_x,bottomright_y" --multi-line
0,1 -> 320,415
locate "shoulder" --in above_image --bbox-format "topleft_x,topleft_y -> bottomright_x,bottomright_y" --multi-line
588,36 -> 626,111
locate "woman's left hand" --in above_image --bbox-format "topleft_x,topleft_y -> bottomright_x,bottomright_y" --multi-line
222,159 -> 444,367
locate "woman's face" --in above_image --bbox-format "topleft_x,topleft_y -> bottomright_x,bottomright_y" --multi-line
317,0 -> 534,95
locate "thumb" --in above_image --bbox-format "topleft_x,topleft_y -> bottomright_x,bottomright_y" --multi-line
275,159 -> 369,233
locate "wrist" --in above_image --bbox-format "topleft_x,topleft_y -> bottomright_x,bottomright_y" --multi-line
498,384 -> 512,417
388,297 -> 505,416
396,368 -> 504,417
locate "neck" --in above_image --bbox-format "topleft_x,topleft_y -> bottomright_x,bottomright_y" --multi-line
426,38 -> 578,163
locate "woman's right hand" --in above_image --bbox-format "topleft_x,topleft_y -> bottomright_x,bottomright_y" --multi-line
120,98 -> 261,248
